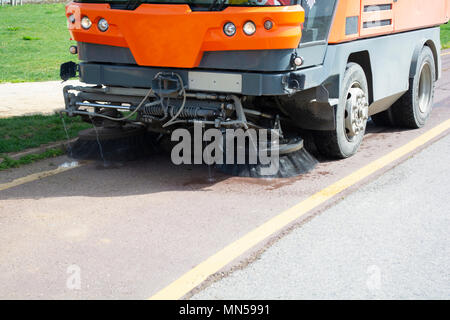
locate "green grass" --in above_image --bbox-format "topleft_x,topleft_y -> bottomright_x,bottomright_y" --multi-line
0,114 -> 90,154
0,3 -> 75,83
441,23 -> 450,49
0,148 -> 64,171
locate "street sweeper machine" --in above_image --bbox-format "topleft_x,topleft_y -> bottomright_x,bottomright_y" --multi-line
60,0 -> 449,177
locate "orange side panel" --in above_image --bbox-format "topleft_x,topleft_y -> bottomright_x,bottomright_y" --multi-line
328,0 -> 361,44
66,3 -> 304,69
394,0 -> 448,32
329,0 -> 448,44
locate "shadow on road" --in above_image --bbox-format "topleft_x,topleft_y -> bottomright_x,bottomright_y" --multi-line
0,115 -> 445,201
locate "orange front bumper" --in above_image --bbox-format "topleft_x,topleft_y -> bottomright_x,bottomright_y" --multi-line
66,3 -> 304,68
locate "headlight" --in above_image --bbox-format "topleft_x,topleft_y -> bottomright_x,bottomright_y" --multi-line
223,22 -> 236,37
81,16 -> 92,30
98,18 -> 109,32
243,21 -> 256,36
68,14 -> 75,24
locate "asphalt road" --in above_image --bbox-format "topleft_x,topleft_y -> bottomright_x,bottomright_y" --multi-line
0,52 -> 449,300
192,134 -> 450,300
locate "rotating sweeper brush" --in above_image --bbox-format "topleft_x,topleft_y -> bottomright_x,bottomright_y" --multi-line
68,125 -> 159,162
67,108 -> 159,162
216,137 -> 318,178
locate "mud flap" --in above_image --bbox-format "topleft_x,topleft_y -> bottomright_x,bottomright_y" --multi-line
60,61 -> 78,81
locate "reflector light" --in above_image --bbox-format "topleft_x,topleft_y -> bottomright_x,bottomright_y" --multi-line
264,20 -> 273,30
69,45 -> 78,55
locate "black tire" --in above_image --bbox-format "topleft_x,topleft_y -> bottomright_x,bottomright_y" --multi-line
390,46 -> 436,128
314,63 -> 369,159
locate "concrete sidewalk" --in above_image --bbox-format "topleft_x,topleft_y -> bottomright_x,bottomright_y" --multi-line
0,80 -> 81,118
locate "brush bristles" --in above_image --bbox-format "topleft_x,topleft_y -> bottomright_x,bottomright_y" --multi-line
68,132 -> 159,161
217,148 -> 318,178
69,128 -> 317,178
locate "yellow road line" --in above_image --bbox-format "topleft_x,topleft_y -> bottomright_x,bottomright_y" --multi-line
0,164 -> 79,192
442,51 -> 450,57
149,119 -> 450,300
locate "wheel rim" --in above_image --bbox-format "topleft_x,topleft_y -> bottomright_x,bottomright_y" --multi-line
418,62 -> 432,114
344,82 -> 369,142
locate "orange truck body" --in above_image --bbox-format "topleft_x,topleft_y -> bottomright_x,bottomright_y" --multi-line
66,1 -> 448,69
66,3 -> 305,68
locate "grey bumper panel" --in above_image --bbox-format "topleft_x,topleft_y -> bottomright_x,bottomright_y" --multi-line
78,42 -> 137,65
77,43 -> 328,72
79,62 -> 328,96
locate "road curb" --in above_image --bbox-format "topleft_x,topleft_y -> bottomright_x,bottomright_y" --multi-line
0,138 -> 75,163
